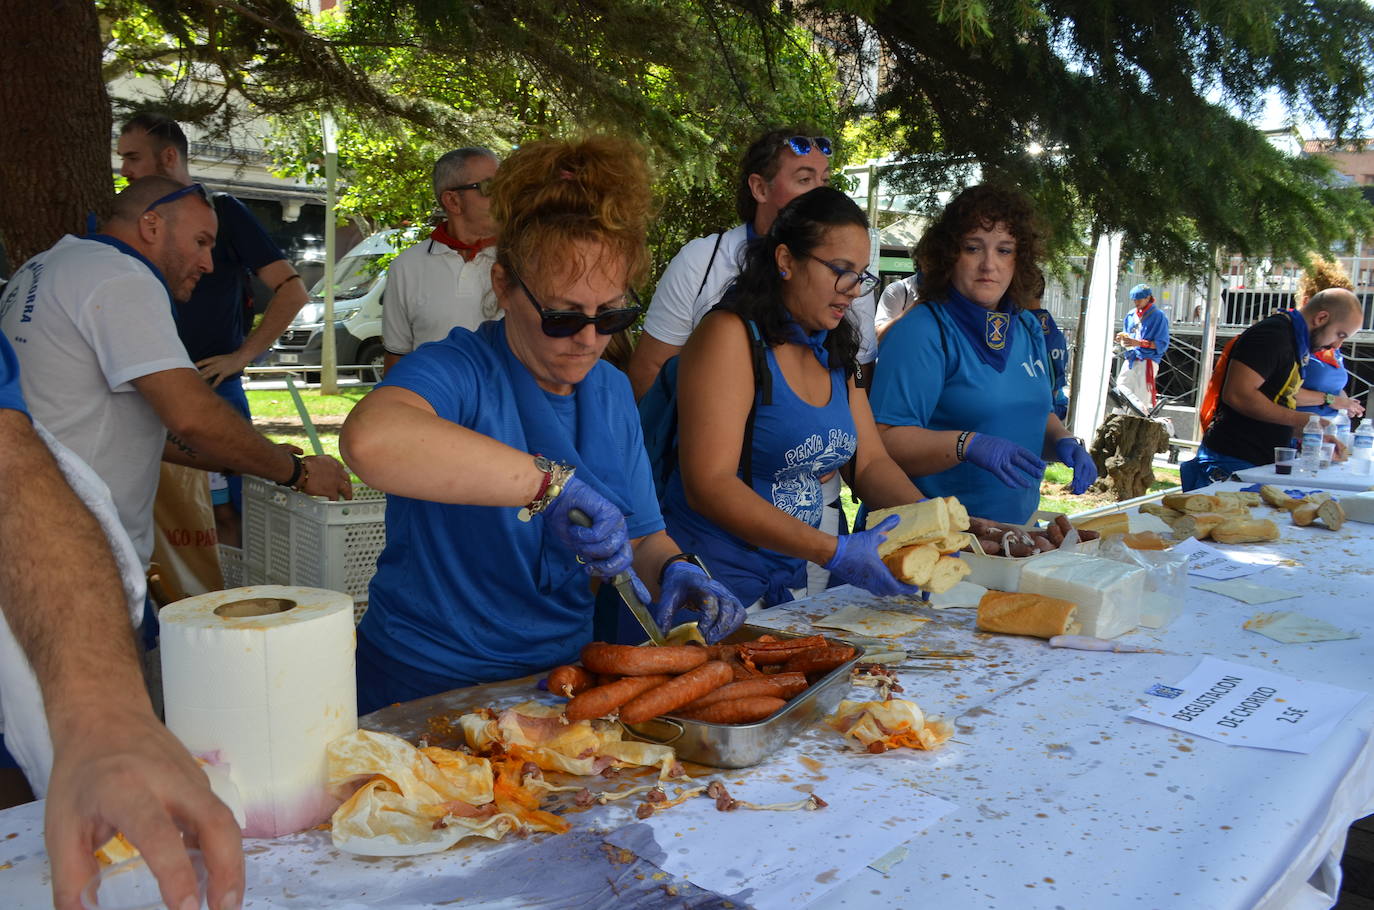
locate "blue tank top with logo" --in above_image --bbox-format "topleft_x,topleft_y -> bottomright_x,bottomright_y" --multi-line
662,346 -> 856,607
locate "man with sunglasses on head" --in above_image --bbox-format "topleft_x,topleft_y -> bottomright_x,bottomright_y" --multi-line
118,113 -> 309,546
381,147 -> 501,375
0,178 -> 351,588
627,128 -> 877,400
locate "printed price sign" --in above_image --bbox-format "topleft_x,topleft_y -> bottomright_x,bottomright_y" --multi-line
1170,536 -> 1266,580
1130,656 -> 1365,752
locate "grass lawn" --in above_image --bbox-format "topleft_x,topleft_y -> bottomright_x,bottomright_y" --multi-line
246,387 -> 370,421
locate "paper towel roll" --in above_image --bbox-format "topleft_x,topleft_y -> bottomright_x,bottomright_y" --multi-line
160,585 -> 357,837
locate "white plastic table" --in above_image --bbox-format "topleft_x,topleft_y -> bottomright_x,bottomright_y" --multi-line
1235,460 -> 1374,493
2,481 -> 1372,909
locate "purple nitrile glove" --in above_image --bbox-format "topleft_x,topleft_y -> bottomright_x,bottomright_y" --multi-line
1055,437 -> 1098,495
963,432 -> 1046,489
543,475 -> 634,578
652,561 -> 746,644
822,515 -> 921,598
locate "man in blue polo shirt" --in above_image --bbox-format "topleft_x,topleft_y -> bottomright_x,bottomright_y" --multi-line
1116,283 -> 1170,409
118,113 -> 309,543
0,333 -> 245,908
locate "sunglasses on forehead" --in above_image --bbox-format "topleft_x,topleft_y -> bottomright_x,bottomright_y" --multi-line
782,136 -> 833,158
512,271 -> 642,338
143,182 -> 211,213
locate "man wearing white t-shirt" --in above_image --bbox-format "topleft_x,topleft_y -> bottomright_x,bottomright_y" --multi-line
382,147 -> 501,374
0,177 -> 351,570
627,128 -> 878,400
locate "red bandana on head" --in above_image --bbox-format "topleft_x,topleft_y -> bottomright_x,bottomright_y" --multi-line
432,223 -> 495,262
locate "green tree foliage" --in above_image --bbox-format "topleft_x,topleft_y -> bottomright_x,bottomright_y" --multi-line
786,0 -> 1374,276
99,0 -> 849,287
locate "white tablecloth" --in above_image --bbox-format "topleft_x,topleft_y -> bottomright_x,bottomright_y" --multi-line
2,481 -> 1372,909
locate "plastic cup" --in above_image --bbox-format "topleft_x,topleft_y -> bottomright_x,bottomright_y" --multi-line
1274,446 -> 1296,476
81,850 -> 207,910
1319,443 -> 1335,471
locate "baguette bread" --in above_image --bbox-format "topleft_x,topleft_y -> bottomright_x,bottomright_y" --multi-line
1162,493 -> 1222,514
1139,502 -> 1183,523
926,555 -> 972,594
1210,518 -> 1279,544
870,497 -> 971,558
1071,512 -> 1130,536
882,543 -> 939,587
1259,485 -> 1303,511
1122,531 -> 1170,550
1171,512 -> 1227,541
976,591 -> 1081,639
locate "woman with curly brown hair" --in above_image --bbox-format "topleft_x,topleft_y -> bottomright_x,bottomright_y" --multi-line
341,136 -> 744,713
868,184 -> 1095,523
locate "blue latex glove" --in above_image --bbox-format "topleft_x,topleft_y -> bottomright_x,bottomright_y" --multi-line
543,475 -> 634,578
652,561 -> 746,643
1055,437 -> 1098,495
964,432 -> 1046,489
822,515 -> 921,597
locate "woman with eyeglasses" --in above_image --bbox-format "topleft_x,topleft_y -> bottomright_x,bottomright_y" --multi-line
661,186 -> 927,609
341,137 -> 744,714
868,184 -> 1096,524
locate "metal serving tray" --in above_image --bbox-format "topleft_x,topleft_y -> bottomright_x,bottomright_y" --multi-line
622,624 -> 863,769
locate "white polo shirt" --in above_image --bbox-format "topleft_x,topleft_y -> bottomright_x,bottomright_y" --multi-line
382,237 -> 499,355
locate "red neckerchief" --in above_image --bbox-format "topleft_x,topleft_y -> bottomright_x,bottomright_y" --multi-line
1313,347 -> 1341,368
431,223 -> 495,262
1134,300 -> 1153,318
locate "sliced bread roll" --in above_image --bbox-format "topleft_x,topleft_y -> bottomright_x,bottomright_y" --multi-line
869,497 -> 971,558
976,591 -> 1081,639
883,543 -> 939,587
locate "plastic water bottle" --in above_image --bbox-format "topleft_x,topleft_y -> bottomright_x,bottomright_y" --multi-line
1300,414 -> 1324,475
1330,412 -> 1352,456
1354,420 -> 1374,474
1333,409 -> 1353,453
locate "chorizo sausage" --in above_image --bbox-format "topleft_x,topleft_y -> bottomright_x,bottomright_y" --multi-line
737,635 -> 828,665
1045,521 -> 1065,547
565,674 -> 672,721
580,643 -> 709,676
546,665 -> 596,698
676,696 -> 786,725
676,674 -> 808,712
781,645 -> 856,677
618,661 -> 733,724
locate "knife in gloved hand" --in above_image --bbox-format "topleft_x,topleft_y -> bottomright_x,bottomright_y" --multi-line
568,508 -> 666,645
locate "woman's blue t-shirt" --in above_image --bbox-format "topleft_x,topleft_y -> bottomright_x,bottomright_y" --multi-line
870,303 -> 1052,523
360,322 -> 664,688
662,346 -> 855,607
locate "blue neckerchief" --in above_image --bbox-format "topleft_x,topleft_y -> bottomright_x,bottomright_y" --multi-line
1284,309 -> 1311,380
942,286 -> 1016,371
745,221 -> 759,242
780,314 -> 831,367
482,319 -> 635,592
1033,309 -> 1053,336
83,233 -> 174,308
482,320 -> 633,514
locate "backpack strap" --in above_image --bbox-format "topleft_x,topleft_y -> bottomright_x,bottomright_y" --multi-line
694,231 -> 725,303
739,317 -> 771,488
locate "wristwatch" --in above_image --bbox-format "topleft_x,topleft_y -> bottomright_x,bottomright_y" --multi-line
1325,392 -> 1337,407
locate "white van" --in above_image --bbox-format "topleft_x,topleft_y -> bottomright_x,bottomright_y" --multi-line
269,228 -> 417,381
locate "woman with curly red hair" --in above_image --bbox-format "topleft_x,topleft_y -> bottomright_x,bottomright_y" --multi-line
342,137 -> 744,713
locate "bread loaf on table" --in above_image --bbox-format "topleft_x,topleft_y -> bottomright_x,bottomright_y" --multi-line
1071,512 -> 1130,536
869,497 -> 971,558
977,591 -> 1081,639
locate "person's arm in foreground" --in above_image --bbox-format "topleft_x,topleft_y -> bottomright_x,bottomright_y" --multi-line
0,410 -> 242,910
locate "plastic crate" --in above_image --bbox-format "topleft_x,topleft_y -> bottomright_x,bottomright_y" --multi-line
242,475 -> 387,620
216,544 -> 260,589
